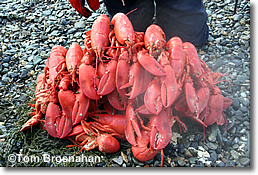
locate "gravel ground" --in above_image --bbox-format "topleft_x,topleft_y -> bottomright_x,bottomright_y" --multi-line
0,0 -> 250,167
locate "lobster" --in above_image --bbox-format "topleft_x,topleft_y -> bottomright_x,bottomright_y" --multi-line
68,120 -> 120,154
21,13 -> 234,167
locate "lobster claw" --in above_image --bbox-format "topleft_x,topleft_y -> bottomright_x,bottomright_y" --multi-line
160,64 -> 177,108
223,97 -> 233,110
72,88 -> 90,126
148,110 -> 172,150
120,62 -> 144,99
79,64 -> 100,100
131,129 -> 159,162
107,88 -> 127,111
45,102 -> 73,138
204,93 -> 224,126
125,104 -> 142,146
97,60 -> 117,96
184,77 -> 198,113
137,50 -> 166,76
20,113 -> 43,132
144,79 -> 163,115
116,50 -> 130,98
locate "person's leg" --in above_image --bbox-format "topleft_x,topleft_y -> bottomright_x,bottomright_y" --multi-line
155,0 -> 209,47
103,0 -> 155,32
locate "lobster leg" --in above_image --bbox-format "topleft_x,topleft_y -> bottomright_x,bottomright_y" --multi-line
20,112 -> 43,132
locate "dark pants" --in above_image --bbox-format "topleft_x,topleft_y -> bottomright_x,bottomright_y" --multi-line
103,0 -> 209,47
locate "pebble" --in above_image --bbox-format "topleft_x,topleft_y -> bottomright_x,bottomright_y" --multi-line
239,158 -> 250,166
207,142 -> 217,150
232,98 -> 240,110
112,156 -> 124,165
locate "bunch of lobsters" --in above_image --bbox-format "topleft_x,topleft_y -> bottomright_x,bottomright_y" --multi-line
20,13 -> 232,166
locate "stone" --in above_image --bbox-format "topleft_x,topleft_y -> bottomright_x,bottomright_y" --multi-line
232,98 -> 240,110
20,69 -> 28,79
74,21 -> 86,29
184,149 -> 193,158
207,142 -> 217,150
112,156 -> 123,165
239,158 -> 250,166
230,150 -> 240,160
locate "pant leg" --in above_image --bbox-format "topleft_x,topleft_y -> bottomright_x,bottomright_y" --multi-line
155,0 -> 209,47
103,0 -> 155,32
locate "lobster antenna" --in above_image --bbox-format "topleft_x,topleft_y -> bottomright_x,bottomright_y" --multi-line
126,8 -> 138,16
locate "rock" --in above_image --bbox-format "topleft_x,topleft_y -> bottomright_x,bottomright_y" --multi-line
239,106 -> 248,113
207,142 -> 217,150
233,14 -> 242,21
230,150 -> 240,160
20,69 -> 28,79
239,158 -> 250,166
74,21 -> 86,29
184,149 -> 193,158
232,98 -> 240,110
112,156 -> 123,165
67,28 -> 77,34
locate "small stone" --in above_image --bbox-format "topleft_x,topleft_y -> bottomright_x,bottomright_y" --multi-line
230,150 -> 240,160
232,98 -> 240,110
233,14 -> 242,21
120,151 -> 128,163
74,21 -> 86,29
239,158 -> 250,166
20,69 -> 28,79
33,56 -> 42,65
207,142 -> 217,150
67,28 -> 77,34
178,159 -> 186,166
239,106 -> 248,113
132,156 -> 144,166
112,156 -> 123,165
208,134 -> 217,142
215,161 -> 225,167
184,149 -> 193,157
210,152 -> 217,162
189,157 -> 197,164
